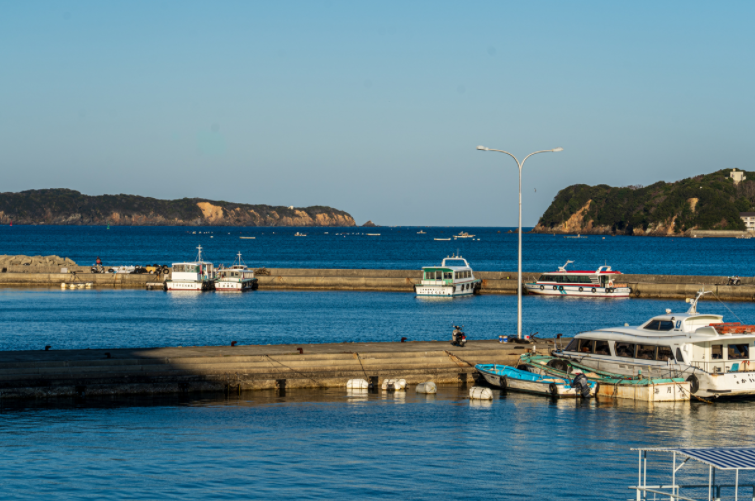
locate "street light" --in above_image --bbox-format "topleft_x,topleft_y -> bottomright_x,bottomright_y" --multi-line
476,145 -> 563,339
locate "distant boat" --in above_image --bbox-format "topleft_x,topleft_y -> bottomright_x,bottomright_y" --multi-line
366,233 -> 381,236
565,234 -> 588,239
240,237 -> 255,239
294,232 -> 307,237
417,230 -> 426,234
434,238 -> 451,241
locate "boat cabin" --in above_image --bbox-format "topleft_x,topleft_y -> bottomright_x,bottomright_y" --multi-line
171,261 -> 215,282
421,257 -> 475,285
217,267 -> 255,281
536,264 -> 622,287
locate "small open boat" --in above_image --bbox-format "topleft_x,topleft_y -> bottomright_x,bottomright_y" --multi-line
475,364 -> 596,398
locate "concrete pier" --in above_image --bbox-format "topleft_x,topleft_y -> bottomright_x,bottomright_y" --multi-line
0,267 -> 753,300
0,340 -> 552,400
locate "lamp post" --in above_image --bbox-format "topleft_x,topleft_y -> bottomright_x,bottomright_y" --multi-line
476,145 -> 563,339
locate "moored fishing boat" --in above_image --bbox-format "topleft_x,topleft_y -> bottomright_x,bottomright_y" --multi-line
520,353 -> 690,402
523,260 -> 631,298
414,255 -> 481,297
553,290 -> 755,399
215,252 -> 258,292
475,364 -> 596,398
165,245 -> 216,291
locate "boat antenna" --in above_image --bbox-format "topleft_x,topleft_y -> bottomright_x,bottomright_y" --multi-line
236,251 -> 246,266
558,260 -> 574,272
686,289 -> 712,314
196,245 -> 203,262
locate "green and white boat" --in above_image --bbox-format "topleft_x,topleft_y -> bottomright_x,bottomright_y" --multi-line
414,255 -> 481,297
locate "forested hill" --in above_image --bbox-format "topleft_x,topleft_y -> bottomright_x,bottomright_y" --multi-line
0,189 -> 356,227
533,169 -> 754,235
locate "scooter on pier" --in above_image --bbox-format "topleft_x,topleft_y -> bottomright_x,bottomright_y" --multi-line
451,325 -> 467,348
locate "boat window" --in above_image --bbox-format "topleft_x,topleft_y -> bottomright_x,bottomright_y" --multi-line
594,340 -> 610,355
578,339 -> 594,354
676,348 -> 685,364
615,342 -> 636,358
712,344 -> 723,360
656,346 -> 674,362
538,274 -> 552,282
565,338 -> 580,352
444,272 -> 452,280
644,320 -> 675,331
728,344 -> 749,360
636,345 -> 656,360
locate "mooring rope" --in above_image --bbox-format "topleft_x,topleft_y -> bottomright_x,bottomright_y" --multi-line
264,354 -> 322,386
444,350 -> 476,368
353,352 -> 369,380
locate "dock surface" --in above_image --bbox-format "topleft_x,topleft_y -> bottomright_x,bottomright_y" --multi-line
1,267 -> 754,300
0,340 -> 554,400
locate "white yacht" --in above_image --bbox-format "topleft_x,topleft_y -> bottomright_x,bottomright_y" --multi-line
165,245 -> 216,291
215,252 -> 258,292
524,260 -> 632,298
556,290 -> 755,398
414,255 -> 481,297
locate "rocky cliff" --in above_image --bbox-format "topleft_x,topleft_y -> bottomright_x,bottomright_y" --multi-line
533,169 -> 753,236
0,189 -> 356,227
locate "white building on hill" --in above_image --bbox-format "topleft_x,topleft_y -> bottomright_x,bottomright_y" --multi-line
731,168 -> 746,185
740,212 -> 755,231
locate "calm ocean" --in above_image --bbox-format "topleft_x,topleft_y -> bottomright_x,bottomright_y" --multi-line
1,226 -> 753,499
0,225 -> 751,275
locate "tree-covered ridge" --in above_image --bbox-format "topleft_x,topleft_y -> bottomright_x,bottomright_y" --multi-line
536,169 -> 755,234
0,189 -> 355,226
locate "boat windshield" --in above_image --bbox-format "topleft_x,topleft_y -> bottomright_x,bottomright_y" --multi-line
443,259 -> 467,267
643,320 -> 674,331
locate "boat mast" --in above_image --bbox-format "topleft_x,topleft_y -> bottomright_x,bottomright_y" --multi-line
196,245 -> 203,263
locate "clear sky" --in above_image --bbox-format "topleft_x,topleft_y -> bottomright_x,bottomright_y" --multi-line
1,1 -> 754,226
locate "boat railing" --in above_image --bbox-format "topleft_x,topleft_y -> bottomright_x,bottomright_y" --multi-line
690,359 -> 755,374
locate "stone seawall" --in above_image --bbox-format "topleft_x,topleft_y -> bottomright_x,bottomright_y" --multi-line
0,268 -> 752,300
0,340 -> 541,400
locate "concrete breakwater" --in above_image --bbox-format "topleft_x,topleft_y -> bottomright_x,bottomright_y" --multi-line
1,267 -> 754,300
0,340 -> 546,400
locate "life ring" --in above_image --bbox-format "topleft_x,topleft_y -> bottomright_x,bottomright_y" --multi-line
558,286 -> 564,291
591,288 -> 596,293
553,286 -> 557,290
540,285 -> 544,290
578,287 -> 583,292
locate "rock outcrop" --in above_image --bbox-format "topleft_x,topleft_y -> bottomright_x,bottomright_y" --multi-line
533,169 -> 751,236
0,189 -> 356,227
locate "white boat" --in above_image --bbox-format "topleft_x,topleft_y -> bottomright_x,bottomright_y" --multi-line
523,260 -> 632,298
454,231 -> 475,238
294,232 -> 307,237
414,255 -> 480,297
434,238 -> 451,241
417,230 -> 426,234
165,245 -> 216,291
215,252 -> 258,292
556,290 -> 755,398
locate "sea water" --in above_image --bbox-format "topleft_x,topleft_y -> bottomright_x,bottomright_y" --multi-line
0,225 -> 752,275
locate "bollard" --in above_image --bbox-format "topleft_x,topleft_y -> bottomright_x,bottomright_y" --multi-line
105,352 -> 111,359
297,347 -> 303,354
231,341 -> 237,347
44,345 -> 51,351
401,337 -> 407,343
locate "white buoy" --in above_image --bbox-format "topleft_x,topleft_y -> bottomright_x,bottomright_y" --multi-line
469,386 -> 493,400
415,382 -> 437,394
85,283 -> 93,288
69,283 -> 77,289
60,283 -> 67,289
382,378 -> 407,391
346,378 -> 369,389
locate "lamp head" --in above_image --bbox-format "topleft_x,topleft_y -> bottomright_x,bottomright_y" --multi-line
476,145 -> 489,151
552,147 -> 564,152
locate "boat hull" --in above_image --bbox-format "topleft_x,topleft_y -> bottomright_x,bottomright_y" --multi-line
476,364 -> 595,398
214,279 -> 258,292
165,281 -> 214,291
415,285 -> 475,297
525,283 -> 631,298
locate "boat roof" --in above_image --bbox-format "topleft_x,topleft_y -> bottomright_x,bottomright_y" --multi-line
632,448 -> 755,470
543,270 -> 622,274
172,261 -> 212,266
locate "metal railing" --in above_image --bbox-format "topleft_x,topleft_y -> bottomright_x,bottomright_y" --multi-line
630,483 -> 755,501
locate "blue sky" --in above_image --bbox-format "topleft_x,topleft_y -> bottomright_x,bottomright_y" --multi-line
1,1 -> 754,226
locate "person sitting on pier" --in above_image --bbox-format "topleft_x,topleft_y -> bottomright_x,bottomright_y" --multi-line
96,256 -> 102,266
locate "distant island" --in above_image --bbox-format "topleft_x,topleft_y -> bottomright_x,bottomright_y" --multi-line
533,169 -> 752,236
0,189 -> 356,227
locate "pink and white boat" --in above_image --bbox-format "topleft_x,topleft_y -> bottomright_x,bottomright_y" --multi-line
524,260 -> 632,298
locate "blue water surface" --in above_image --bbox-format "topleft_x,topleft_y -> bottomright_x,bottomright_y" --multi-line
0,225 -> 752,275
